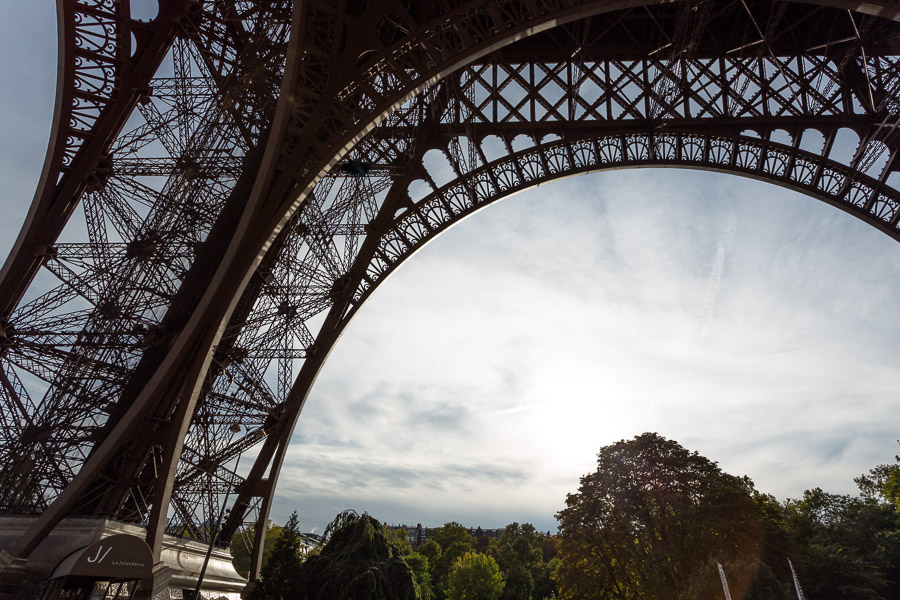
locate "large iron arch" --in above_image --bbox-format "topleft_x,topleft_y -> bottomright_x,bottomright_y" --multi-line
1,0 -> 899,593
221,127 -> 900,581
218,0 -> 900,577
356,130 -> 900,306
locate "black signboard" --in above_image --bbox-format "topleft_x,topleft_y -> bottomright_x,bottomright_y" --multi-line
52,534 -> 153,580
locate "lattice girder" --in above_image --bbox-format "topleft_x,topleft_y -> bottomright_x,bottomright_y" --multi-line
211,2 -> 900,576
0,0 -> 293,562
216,82 -> 900,565
2,0 -> 900,583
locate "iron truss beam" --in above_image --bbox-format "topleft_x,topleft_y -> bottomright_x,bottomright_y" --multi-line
0,0 -> 898,585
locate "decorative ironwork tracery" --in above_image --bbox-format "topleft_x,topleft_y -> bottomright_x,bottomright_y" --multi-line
0,1 -> 898,582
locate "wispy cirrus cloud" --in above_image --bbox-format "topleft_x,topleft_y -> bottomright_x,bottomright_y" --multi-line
269,169 -> 900,532
2,8 -> 899,536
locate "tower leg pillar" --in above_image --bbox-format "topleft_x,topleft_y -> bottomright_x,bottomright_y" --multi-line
0,550 -> 30,597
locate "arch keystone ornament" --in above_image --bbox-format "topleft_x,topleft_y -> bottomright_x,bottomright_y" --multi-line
0,0 -> 899,597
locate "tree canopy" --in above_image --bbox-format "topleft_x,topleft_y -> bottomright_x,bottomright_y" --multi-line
239,436 -> 900,599
446,551 -> 506,600
782,487 -> 900,599
247,511 -> 304,600
289,510 -> 418,600
856,441 -> 900,509
554,432 -> 765,599
231,519 -> 285,576
427,522 -> 478,598
431,522 -> 476,552
487,522 -> 543,600
553,433 -> 900,599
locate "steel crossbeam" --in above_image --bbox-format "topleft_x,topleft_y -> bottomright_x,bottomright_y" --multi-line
0,0 -> 898,592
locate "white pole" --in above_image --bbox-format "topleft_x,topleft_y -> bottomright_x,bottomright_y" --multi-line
717,563 -> 733,600
788,558 -> 806,600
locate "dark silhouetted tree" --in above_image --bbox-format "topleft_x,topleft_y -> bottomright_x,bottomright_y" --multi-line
248,511 -> 303,600
677,556 -> 788,600
783,487 -> 900,599
405,551 -> 435,600
555,433 -> 765,599
292,510 -> 417,600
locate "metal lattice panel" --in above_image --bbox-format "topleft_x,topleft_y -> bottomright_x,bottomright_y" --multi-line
0,1 -> 291,517
0,0 -> 899,584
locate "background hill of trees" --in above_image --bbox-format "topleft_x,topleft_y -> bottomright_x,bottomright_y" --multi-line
235,433 -> 900,599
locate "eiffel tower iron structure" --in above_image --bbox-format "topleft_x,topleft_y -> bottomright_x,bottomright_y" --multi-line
0,0 -> 899,595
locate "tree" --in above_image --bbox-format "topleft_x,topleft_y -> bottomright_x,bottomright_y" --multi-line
447,551 -> 506,600
406,551 -> 436,600
783,487 -> 900,599
856,442 -> 900,509
419,539 -> 443,566
677,556 -> 788,600
248,511 -> 304,600
533,557 -> 560,600
231,520 -> 284,576
488,523 -> 543,600
384,524 -> 414,555
554,433 -> 765,599
436,541 -> 478,599
432,522 -> 476,552
292,510 -> 418,600
794,542 -> 884,599
429,523 -> 477,599
749,491 -> 793,585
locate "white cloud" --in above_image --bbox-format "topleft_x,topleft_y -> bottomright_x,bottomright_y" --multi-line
2,9 -> 899,536
273,169 -> 900,532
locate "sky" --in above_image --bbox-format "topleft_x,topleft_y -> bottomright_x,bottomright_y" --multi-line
2,4 -> 900,536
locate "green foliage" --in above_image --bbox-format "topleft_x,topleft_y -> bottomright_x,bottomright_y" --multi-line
749,492 -> 792,584
677,557 -> 788,600
436,541 -> 479,598
856,442 -> 900,509
248,511 -> 304,600
554,433 -> 765,599
432,522 -> 476,552
744,561 -> 789,600
447,551 -> 506,600
293,510 -> 417,600
230,520 -> 283,575
540,536 -> 557,563
384,524 -> 414,556
534,557 -> 561,600
497,563 -> 532,600
488,523 -> 544,600
490,523 -> 542,571
419,540 -> 443,565
406,551 -> 435,600
782,487 -> 900,599
549,435 -> 900,599
794,543 -> 884,599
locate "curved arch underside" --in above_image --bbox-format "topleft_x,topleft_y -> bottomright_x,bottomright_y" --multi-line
357,129 -> 900,309
1,0 -> 899,577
